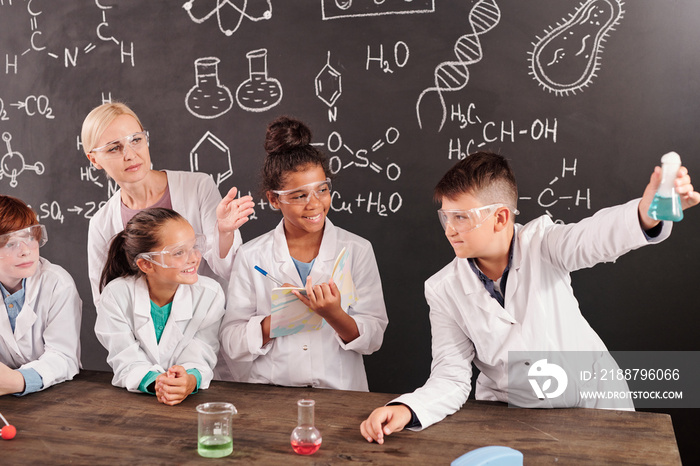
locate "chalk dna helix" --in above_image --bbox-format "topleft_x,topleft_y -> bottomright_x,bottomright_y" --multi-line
416,0 -> 501,131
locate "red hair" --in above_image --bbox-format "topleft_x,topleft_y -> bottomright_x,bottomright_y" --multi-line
0,195 -> 39,236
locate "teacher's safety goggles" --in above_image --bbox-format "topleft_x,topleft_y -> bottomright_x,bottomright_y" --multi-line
90,131 -> 149,159
272,178 -> 332,205
438,204 -> 519,234
136,235 -> 205,269
0,225 -> 48,258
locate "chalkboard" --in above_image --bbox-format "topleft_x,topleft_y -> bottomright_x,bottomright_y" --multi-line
2,0 -> 699,460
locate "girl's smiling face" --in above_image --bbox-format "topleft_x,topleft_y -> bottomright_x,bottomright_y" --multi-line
140,218 -> 201,289
267,164 -> 331,240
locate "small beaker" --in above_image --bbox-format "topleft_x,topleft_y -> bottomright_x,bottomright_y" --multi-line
290,399 -> 322,455
197,402 -> 236,458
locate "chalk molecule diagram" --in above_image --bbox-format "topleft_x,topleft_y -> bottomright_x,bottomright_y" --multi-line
519,157 -> 591,223
182,0 -> 272,37
528,0 -> 625,96
1,132 -> 44,188
316,52 -> 342,107
315,51 -> 342,121
2,0 -> 136,70
189,131 -> 232,187
416,0 -> 501,131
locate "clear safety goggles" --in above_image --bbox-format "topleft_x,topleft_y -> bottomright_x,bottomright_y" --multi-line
272,178 -> 332,205
0,225 -> 48,258
438,204 -> 519,234
136,234 -> 205,269
91,131 -> 149,158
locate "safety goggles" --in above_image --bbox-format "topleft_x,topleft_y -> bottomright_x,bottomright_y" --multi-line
90,131 -> 149,159
0,225 -> 48,258
136,234 -> 205,269
272,178 -> 332,205
438,204 -> 518,233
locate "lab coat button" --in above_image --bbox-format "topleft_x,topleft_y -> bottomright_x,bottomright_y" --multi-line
302,345 -> 308,351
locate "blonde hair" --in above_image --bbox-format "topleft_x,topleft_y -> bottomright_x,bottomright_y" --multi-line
81,102 -> 143,154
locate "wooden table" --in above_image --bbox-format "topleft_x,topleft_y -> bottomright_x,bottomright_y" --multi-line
0,371 -> 680,465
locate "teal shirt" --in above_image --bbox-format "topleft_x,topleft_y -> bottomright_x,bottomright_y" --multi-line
150,300 -> 172,344
137,300 -> 201,394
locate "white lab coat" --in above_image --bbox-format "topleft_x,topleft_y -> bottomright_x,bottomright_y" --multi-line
219,218 -> 388,391
393,199 -> 671,429
0,257 -> 82,391
87,170 -> 241,308
95,275 -> 225,392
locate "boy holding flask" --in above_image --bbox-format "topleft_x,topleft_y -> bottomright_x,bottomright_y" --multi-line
361,152 -> 698,443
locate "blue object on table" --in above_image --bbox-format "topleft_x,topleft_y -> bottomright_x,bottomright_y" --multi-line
451,446 -> 523,466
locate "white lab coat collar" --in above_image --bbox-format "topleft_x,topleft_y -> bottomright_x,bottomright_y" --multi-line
0,310 -> 13,353
455,256 -> 518,325
103,187 -> 126,232
160,285 -> 194,361
271,218 -> 338,287
511,223 -> 524,271
166,170 -> 189,213
132,278 -> 158,363
469,224 -> 522,325
502,224 -> 523,320
12,295 -> 37,346
131,277 -> 194,363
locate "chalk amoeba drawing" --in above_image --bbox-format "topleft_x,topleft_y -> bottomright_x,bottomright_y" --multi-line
416,0 -> 501,131
529,0 -> 625,96
182,0 -> 272,36
1,132 -> 45,188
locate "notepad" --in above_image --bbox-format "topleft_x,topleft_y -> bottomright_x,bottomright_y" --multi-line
269,247 -> 358,338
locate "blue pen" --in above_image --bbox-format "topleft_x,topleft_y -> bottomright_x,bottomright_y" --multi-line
254,265 -> 307,296
254,265 -> 285,287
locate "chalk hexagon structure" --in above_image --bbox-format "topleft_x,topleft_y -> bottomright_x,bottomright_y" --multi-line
315,59 -> 342,108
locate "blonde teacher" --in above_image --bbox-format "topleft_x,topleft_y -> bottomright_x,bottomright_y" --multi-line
82,102 -> 255,309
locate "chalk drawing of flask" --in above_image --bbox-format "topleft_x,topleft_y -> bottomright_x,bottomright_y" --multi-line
186,57 -> 234,119
236,48 -> 283,112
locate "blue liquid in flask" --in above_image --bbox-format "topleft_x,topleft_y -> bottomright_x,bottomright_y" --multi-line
648,193 -> 683,222
647,152 -> 684,222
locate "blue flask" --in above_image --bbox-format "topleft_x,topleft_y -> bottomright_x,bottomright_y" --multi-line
648,152 -> 683,222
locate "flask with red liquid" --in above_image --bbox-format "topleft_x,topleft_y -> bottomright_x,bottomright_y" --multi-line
290,399 -> 322,455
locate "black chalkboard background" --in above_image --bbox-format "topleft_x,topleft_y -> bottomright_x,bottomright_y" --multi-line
1,0 -> 698,462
